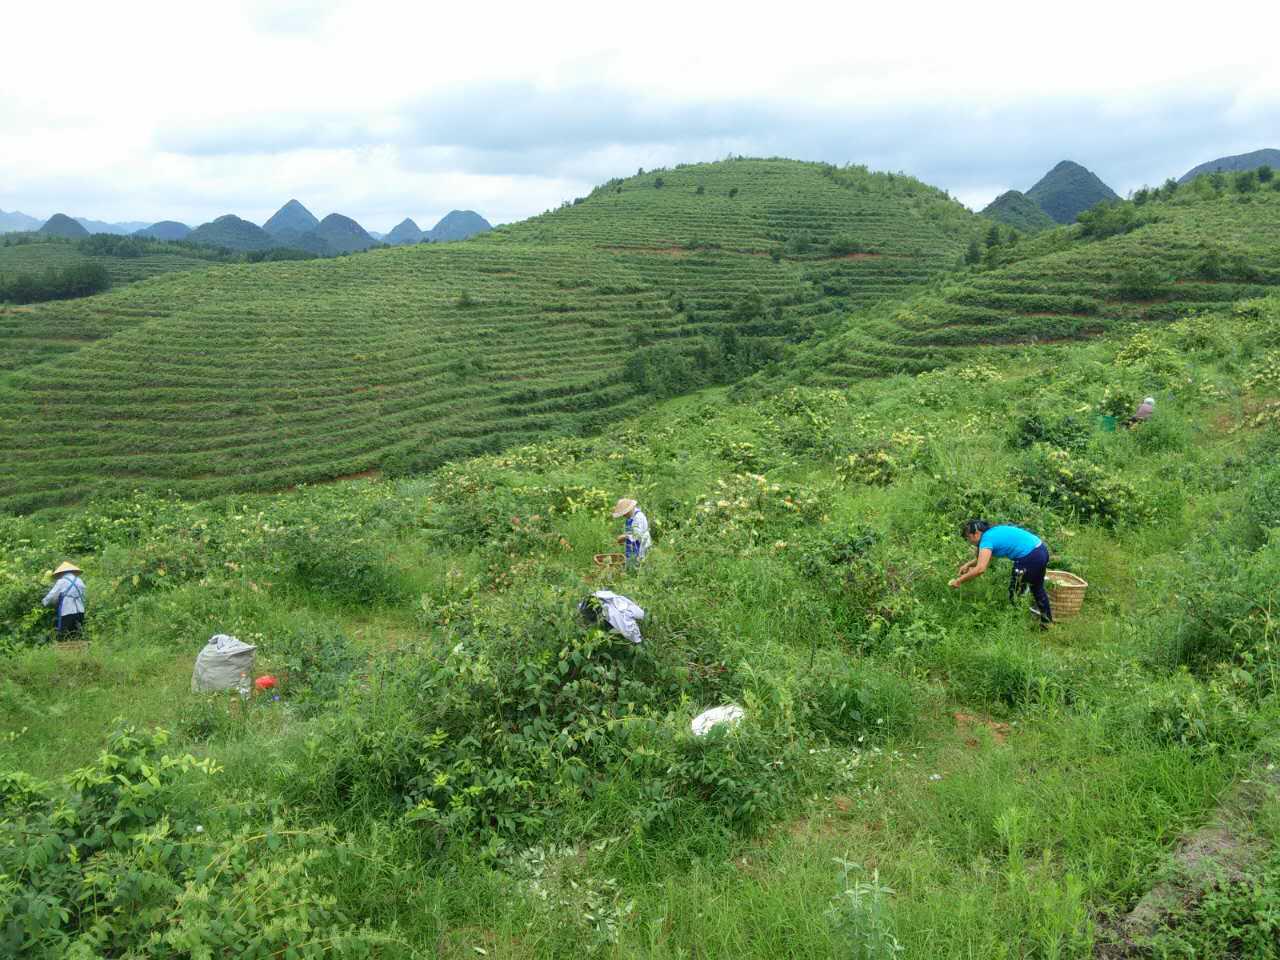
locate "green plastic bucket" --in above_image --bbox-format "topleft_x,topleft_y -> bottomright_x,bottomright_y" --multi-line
1096,415 -> 1117,432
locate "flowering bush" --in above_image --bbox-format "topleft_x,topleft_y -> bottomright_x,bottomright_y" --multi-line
914,360 -> 1003,408
1018,446 -> 1153,527
695,473 -> 823,535
1114,330 -> 1185,386
1243,350 -> 1280,394
838,430 -> 928,486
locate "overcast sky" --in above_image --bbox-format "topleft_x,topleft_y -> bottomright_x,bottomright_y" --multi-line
3,1 -> 1277,232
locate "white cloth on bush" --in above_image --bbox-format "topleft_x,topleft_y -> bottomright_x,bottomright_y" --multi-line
191,634 -> 257,692
692,704 -> 745,736
592,590 -> 645,644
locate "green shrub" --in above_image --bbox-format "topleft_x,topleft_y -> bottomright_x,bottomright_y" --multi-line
263,621 -> 361,711
1132,672 -> 1254,754
1244,350 -> 1280,394
939,638 -> 1075,709
1018,445 -> 1153,527
837,429 -> 928,487
0,726 -> 392,957
826,860 -> 903,960
1115,264 -> 1165,300
627,719 -> 800,835
1010,411 -> 1090,452
279,525 -> 409,605
1142,850 -> 1280,957
828,236 -> 869,256
802,663 -> 921,744
1160,539 -> 1280,674
1246,464 -> 1280,544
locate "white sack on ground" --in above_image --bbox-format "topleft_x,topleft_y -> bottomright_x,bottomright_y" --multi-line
191,633 -> 257,692
692,704 -> 745,736
592,590 -> 646,644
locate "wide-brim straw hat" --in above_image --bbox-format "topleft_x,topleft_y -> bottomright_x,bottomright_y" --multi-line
52,561 -> 82,577
611,498 -> 638,518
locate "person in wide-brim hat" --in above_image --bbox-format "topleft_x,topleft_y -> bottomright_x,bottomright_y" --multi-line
44,561 -> 87,636
611,498 -> 651,564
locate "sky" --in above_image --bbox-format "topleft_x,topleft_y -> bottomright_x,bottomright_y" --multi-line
2,0 -> 1278,232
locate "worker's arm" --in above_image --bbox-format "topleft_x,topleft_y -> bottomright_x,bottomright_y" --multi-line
41,580 -> 64,607
949,548 -> 992,588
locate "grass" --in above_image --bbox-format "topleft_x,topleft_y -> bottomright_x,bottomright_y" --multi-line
3,290 -> 1279,955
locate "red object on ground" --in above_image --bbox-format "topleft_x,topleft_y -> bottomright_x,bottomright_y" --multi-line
254,675 -> 278,691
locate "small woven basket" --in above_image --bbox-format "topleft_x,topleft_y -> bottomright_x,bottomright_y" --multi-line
1045,570 -> 1088,620
593,553 -> 625,567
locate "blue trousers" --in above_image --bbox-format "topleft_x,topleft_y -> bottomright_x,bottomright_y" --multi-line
1010,543 -> 1052,624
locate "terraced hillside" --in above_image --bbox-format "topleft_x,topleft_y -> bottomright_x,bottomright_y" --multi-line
764,182 -> 1280,387
0,236 -> 218,291
0,159 -> 980,512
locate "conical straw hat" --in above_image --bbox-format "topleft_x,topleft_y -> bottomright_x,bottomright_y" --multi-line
52,561 -> 82,577
611,498 -> 637,518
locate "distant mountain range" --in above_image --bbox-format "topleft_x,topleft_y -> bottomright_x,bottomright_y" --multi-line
379,210 -> 493,245
386,218 -> 424,244
168,200 -> 493,253
1,199 -> 494,256
0,209 -> 42,232
1179,148 -> 1280,184
77,217 -> 150,235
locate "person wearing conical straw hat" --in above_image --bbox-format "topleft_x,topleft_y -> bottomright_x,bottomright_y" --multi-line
43,561 -> 87,637
611,498 -> 651,566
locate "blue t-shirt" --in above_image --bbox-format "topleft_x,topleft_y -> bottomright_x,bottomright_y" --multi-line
978,525 -> 1042,561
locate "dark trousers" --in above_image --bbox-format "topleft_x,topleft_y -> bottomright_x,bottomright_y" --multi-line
57,612 -> 84,636
1010,544 -> 1052,624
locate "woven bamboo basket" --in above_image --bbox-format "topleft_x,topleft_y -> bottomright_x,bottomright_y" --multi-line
593,553 -> 625,567
1045,570 -> 1088,620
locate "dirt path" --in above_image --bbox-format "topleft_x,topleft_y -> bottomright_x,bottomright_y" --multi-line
1095,759 -> 1280,957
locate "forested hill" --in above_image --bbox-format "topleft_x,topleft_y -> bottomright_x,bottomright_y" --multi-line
751,176 -> 1280,390
1025,160 -> 1119,224
0,158 -> 983,512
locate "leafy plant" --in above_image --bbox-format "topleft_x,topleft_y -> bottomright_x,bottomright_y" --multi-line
825,859 -> 903,959
1018,445 -> 1153,527
0,726 -> 394,957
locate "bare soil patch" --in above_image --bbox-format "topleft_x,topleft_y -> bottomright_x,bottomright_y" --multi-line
953,711 -> 1010,747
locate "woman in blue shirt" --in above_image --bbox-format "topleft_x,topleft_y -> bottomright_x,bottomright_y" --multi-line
949,519 -> 1053,626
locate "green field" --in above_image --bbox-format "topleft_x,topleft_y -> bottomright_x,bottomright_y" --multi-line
0,235 -> 219,293
3,289 -> 1278,957
0,159 -> 982,512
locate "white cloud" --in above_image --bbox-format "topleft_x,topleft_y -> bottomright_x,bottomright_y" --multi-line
2,0 -> 1277,228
